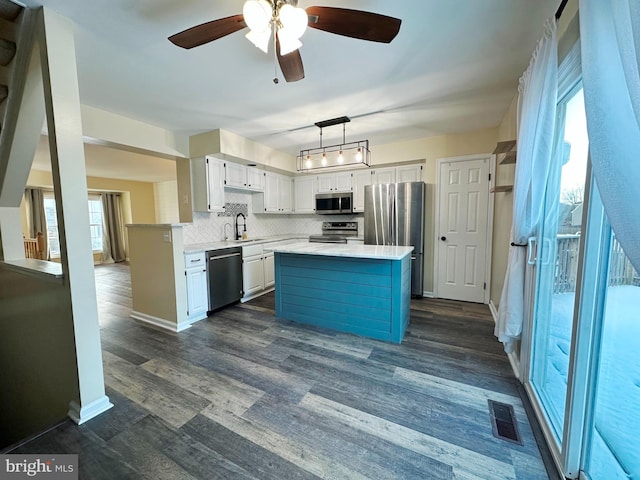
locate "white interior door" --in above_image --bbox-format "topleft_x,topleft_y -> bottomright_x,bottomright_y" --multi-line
436,157 -> 490,303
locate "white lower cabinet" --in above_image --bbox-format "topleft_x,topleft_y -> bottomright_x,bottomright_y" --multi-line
184,252 -> 208,322
242,244 -> 274,300
243,255 -> 264,297
242,242 -> 289,300
263,252 -> 275,288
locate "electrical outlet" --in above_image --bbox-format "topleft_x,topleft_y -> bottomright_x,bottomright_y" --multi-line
163,231 -> 172,243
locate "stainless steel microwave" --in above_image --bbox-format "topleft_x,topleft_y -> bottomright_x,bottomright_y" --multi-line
315,192 -> 353,215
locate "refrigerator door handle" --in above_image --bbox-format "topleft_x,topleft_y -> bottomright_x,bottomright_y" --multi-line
389,187 -> 395,245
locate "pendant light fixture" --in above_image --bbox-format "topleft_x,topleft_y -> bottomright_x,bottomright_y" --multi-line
297,116 -> 371,172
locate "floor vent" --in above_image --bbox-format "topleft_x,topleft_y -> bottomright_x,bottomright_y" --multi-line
488,400 -> 523,445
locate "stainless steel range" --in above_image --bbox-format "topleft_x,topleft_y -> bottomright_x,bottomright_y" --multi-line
309,221 -> 358,244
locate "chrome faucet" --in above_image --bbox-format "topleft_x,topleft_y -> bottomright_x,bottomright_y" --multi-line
223,222 -> 233,241
235,213 -> 246,240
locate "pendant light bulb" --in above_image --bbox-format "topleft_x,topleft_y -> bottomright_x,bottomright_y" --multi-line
355,147 -> 363,162
321,152 -> 327,166
337,151 -> 344,164
305,155 -> 312,169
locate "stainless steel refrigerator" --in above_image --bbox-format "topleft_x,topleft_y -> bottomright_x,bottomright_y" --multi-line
364,181 -> 425,297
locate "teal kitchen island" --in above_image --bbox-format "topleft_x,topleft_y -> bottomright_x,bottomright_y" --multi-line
270,242 -> 414,343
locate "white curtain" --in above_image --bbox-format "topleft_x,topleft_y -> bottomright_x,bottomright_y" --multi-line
580,0 -> 640,273
495,20 -> 559,353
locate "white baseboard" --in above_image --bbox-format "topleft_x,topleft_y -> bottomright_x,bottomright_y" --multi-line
488,300 -> 521,379
130,311 -> 191,333
422,291 -> 434,298
68,396 -> 113,425
489,300 -> 498,324
240,287 -> 274,303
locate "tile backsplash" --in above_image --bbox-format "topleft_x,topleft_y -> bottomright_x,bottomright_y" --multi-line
182,190 -> 363,245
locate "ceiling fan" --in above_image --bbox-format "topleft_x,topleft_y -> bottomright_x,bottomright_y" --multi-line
168,0 -> 401,83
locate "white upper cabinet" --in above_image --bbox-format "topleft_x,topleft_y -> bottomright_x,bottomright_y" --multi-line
316,173 -> 334,193
293,175 -> 316,214
396,164 -> 423,183
264,172 -> 280,212
246,167 -> 265,191
372,166 -> 396,185
224,162 -> 265,192
334,172 -> 352,192
352,170 -> 373,213
224,162 -> 246,189
278,175 -> 293,213
192,156 -> 225,212
253,172 -> 292,214
317,172 -> 352,193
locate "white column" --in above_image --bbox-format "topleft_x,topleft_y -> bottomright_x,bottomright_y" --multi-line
38,7 -> 112,424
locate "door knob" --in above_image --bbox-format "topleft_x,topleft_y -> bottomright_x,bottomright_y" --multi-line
440,236 -> 447,241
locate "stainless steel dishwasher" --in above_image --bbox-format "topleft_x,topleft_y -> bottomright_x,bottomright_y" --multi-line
206,247 -> 243,311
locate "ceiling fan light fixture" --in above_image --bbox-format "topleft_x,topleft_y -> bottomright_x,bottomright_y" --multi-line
278,4 -> 308,39
245,28 -> 271,53
278,32 -> 302,55
242,0 -> 272,32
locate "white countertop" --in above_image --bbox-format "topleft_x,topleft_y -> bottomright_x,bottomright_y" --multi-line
270,242 -> 413,260
183,234 -> 309,253
126,223 -> 191,228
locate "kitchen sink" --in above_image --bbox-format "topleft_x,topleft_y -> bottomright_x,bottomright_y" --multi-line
234,237 -> 264,243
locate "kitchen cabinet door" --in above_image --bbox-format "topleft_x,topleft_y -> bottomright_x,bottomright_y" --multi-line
185,267 -> 208,321
207,157 -> 226,211
334,172 -> 352,192
263,252 -> 275,288
224,162 -> 246,189
185,251 -> 208,320
278,176 -> 293,213
372,167 -> 396,185
192,156 -> 225,212
396,164 -> 423,183
352,170 -> 372,212
264,173 -> 280,212
246,167 -> 264,191
243,256 -> 264,297
293,175 -> 316,213
316,174 -> 334,193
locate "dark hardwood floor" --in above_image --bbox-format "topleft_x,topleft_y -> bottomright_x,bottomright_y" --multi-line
11,263 -> 551,479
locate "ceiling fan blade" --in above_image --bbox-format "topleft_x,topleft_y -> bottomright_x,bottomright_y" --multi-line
169,14 -> 247,49
276,35 -> 305,83
306,6 -> 401,43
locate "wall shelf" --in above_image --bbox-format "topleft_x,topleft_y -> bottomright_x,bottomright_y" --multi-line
490,185 -> 513,193
493,140 -> 517,164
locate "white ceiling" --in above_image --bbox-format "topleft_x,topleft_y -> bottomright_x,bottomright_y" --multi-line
23,0 -> 559,180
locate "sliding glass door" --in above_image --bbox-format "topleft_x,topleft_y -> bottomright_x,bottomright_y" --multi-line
529,85 -> 589,447
583,235 -> 639,478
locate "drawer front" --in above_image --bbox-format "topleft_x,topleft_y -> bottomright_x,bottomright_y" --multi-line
242,244 -> 264,257
185,251 -> 206,269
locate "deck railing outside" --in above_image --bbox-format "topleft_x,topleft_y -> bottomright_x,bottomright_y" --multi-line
554,234 -> 638,293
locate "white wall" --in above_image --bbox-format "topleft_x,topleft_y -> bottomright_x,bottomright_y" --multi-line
154,180 -> 180,224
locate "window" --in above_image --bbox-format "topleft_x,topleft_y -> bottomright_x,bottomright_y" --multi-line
88,195 -> 103,251
44,192 -> 104,257
43,194 -> 60,257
